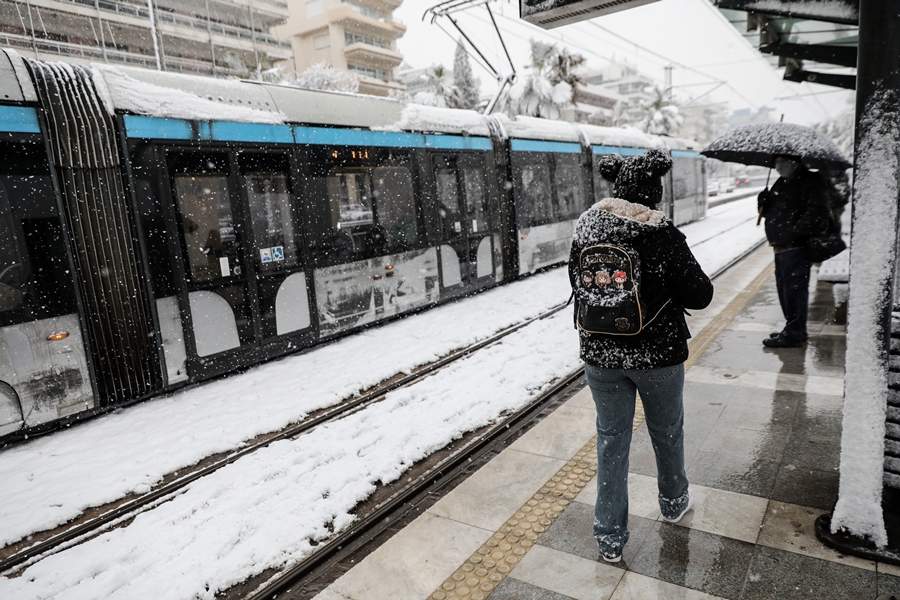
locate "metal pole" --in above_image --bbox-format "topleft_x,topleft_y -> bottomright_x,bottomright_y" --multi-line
146,0 -> 162,70
829,0 -> 900,548
93,0 -> 108,62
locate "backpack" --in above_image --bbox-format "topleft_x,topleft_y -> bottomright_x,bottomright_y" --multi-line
572,243 -> 668,335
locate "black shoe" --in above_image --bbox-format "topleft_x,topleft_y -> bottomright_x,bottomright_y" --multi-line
763,335 -> 804,348
770,332 -> 781,338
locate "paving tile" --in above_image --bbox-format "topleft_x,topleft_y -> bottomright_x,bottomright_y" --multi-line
312,588 -> 352,600
770,465 -> 839,511
428,448 -> 565,532
328,512 -> 490,600
609,571 -> 727,600
507,403 -> 596,461
686,451 -> 780,498
574,473 -> 661,520
698,424 -> 791,463
878,562 -> 900,577
674,485 -> 768,544
487,577 -> 576,600
742,545 -> 877,600
565,387 -> 595,412
537,500 -> 657,568
628,521 -> 755,599
782,432 -> 841,472
756,500 -> 875,571
877,568 -> 900,597
712,400 -> 794,433
508,544 -> 623,600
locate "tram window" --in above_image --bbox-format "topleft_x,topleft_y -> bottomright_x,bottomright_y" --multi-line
0,140 -> 77,325
372,167 -> 418,251
462,166 -> 488,234
316,165 -> 418,259
175,175 -> 240,282
592,158 -> 614,202
243,172 -> 299,269
0,193 -> 24,313
512,157 -> 553,229
435,168 -> 461,238
554,155 -> 586,220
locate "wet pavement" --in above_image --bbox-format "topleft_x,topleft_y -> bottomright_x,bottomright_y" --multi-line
315,251 -> 900,600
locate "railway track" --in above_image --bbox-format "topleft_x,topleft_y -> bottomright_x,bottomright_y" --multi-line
0,301 -> 570,575
0,236 -> 766,583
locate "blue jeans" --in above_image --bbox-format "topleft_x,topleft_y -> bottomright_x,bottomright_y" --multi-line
774,248 -> 811,342
584,363 -> 690,557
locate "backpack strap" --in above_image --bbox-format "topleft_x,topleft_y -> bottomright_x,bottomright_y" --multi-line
642,298 -> 672,328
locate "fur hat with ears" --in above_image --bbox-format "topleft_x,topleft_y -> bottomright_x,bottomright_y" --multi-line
597,148 -> 673,209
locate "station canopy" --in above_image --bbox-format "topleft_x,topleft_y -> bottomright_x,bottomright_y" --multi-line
715,0 -> 858,90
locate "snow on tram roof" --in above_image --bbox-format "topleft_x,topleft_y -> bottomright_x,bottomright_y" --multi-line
91,65 -> 285,124
378,103 -> 492,137
496,115 -> 581,143
579,124 -> 663,150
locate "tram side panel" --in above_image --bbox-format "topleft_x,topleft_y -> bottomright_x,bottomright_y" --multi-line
0,114 -> 94,436
511,140 -> 589,275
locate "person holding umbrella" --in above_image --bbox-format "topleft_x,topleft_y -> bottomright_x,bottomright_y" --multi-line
757,155 -> 832,347
701,122 -> 852,349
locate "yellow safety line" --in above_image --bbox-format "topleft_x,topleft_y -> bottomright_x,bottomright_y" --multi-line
426,259 -> 775,600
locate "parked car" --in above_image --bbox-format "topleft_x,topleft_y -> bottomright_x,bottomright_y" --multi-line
707,180 -> 720,196
720,178 -> 736,193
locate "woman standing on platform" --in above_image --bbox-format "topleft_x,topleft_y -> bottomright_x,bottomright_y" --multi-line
568,149 -> 714,563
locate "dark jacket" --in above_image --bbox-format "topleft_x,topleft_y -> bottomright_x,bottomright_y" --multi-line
758,167 -> 832,249
568,198 -> 714,370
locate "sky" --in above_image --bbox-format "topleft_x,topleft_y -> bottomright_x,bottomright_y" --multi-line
393,0 -> 856,126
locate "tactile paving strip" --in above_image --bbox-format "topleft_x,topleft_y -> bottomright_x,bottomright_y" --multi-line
427,401 -> 646,600
426,259 -> 773,600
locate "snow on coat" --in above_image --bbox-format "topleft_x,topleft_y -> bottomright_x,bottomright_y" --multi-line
568,198 -> 714,369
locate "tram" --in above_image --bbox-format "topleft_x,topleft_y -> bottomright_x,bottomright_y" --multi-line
0,49 -> 707,440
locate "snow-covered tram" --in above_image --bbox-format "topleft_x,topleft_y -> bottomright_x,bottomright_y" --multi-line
0,49 -> 707,440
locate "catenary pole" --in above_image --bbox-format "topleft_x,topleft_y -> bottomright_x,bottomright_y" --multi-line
830,0 -> 900,547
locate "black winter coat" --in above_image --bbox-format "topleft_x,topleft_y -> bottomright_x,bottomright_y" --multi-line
568,199 -> 714,370
758,167 -> 832,249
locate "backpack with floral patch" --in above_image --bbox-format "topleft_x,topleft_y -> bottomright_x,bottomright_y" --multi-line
573,243 -> 668,336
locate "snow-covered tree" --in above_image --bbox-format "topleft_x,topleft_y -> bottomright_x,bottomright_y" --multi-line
635,86 -> 682,135
814,107 -> 855,161
453,41 -> 480,110
295,62 -> 359,93
413,64 -> 463,108
500,40 -> 582,119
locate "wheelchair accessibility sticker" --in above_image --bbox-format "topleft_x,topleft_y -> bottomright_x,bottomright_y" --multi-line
259,247 -> 284,263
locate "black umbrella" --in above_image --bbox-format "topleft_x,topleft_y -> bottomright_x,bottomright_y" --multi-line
701,122 -> 852,171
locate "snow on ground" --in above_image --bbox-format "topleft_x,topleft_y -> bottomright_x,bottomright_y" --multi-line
681,196 -> 767,275
0,197 -> 767,599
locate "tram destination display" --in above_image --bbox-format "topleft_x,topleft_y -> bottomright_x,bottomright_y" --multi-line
520,0 -> 660,29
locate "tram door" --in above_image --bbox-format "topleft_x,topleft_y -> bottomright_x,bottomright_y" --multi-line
169,150 -> 311,371
433,154 -> 494,294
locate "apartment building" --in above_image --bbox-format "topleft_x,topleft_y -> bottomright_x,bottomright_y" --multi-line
0,0 -> 292,77
278,0 -> 405,96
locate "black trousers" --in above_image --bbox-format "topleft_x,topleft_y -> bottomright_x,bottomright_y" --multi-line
774,248 -> 811,342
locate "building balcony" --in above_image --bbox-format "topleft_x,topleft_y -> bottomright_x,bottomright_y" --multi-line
329,5 -> 406,39
343,43 -> 402,69
354,75 -> 405,97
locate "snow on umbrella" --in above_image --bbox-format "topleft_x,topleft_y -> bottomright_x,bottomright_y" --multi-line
701,122 -> 852,171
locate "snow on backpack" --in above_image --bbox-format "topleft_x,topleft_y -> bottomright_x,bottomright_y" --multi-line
573,243 -> 668,335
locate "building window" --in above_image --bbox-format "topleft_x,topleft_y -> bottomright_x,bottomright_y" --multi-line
314,34 -> 330,49
348,63 -> 388,81
344,31 -> 387,48
306,0 -> 323,17
341,1 -> 387,21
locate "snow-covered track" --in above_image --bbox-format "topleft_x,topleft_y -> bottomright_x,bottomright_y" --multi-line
0,302 -> 569,576
240,369 -> 587,600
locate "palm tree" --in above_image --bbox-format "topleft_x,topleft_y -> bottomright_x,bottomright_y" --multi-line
501,40 -> 582,119
635,86 -> 682,135
413,65 -> 463,108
